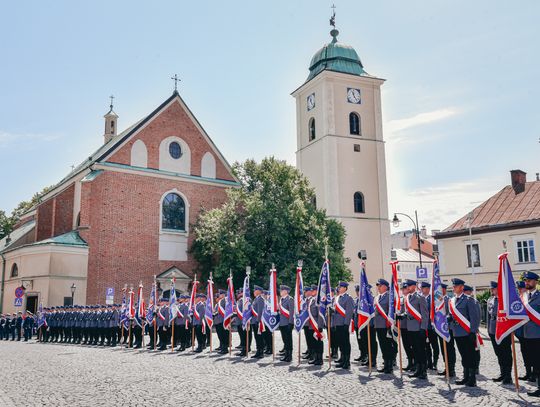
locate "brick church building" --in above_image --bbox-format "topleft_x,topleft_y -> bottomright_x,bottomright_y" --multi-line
0,91 -> 238,312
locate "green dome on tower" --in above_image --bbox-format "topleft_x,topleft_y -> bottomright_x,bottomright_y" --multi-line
307,29 -> 366,82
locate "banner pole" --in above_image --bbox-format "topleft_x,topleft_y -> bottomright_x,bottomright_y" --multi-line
121,324 -> 125,349
128,322 -> 132,348
209,325 -> 213,352
229,328 -> 232,356
142,321 -> 146,347
191,324 -> 195,351
511,333 -> 520,394
443,340 -> 450,384
272,331 -> 275,362
327,312 -> 331,369
298,330 -> 301,365
367,323 -> 372,375
397,321 -> 403,377
153,320 -> 157,351
171,322 -> 175,352
245,323 -> 249,358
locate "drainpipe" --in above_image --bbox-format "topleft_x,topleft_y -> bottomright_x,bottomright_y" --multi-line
0,253 -> 6,313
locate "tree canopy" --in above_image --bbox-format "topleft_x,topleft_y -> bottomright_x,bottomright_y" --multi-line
191,157 -> 350,289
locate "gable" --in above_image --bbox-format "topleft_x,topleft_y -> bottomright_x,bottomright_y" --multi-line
103,93 -> 236,183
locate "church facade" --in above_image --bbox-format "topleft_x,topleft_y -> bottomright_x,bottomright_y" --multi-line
0,92 -> 238,312
293,27 -> 391,283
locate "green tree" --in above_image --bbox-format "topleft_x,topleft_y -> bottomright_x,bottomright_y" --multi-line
191,157 -> 350,289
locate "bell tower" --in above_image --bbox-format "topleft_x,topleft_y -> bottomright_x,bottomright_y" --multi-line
103,95 -> 118,144
292,21 -> 391,281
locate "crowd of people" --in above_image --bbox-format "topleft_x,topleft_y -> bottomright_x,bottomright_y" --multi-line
1,266 -> 539,399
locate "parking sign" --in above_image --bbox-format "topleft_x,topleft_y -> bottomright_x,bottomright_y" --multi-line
105,287 -> 115,305
416,267 -> 428,279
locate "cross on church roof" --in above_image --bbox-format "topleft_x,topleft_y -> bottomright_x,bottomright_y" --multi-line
330,4 -> 336,28
109,95 -> 114,110
171,74 -> 181,92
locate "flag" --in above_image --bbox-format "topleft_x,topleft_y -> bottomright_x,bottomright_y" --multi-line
262,266 -> 280,332
224,276 -> 235,330
146,282 -> 156,325
388,261 -> 399,339
205,279 -> 214,330
357,263 -> 374,331
316,260 -> 332,321
134,283 -> 144,328
119,287 -> 129,329
128,288 -> 135,319
242,273 -> 252,329
495,252 -> 529,344
431,260 -> 450,342
294,265 -> 308,332
169,279 -> 178,326
37,302 -> 47,329
187,279 -> 199,327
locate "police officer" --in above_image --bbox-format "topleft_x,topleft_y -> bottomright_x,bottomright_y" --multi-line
333,281 -> 354,369
358,285 -> 378,368
420,282 -> 440,370
192,293 -> 206,353
176,295 -> 189,351
278,285 -> 294,362
251,285 -> 265,359
515,281 -> 534,382
400,279 -> 429,379
307,285 -> 324,366
487,281 -> 513,384
523,271 -> 540,397
464,284 -> 481,373
23,312 -> 33,341
302,286 -> 315,362
436,283 -> 456,377
374,278 -> 394,374
215,289 -> 228,354
234,289 -> 251,356
449,278 -> 481,387
156,298 -> 170,351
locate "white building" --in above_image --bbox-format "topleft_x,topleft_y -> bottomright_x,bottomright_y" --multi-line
292,25 -> 391,283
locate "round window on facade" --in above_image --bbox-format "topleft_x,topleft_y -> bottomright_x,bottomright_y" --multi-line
169,141 -> 182,159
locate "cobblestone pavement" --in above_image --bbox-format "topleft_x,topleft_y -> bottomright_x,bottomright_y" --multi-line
0,329 -> 537,406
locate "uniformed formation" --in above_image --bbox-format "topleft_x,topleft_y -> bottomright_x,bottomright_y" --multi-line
5,272 -> 539,399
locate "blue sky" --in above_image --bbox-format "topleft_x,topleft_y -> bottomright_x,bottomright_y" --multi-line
1,1 -> 539,230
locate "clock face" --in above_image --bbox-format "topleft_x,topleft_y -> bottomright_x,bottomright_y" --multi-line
347,88 -> 361,104
307,93 -> 315,111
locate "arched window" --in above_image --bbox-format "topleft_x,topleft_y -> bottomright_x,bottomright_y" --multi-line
162,193 -> 186,231
354,192 -> 365,213
309,118 -> 316,141
349,112 -> 361,135
11,263 -> 18,278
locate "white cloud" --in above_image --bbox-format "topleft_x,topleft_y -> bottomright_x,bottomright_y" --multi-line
384,108 -> 458,144
0,131 -> 60,148
388,177 -> 502,231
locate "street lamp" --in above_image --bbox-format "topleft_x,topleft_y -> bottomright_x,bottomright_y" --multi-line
70,283 -> 76,305
392,210 -> 423,268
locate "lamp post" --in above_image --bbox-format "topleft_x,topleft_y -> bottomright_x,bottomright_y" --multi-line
392,210 -> 423,268
70,283 -> 76,306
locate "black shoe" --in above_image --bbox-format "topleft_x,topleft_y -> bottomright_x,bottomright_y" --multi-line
409,363 -> 422,378
418,364 -> 427,380
527,389 -> 540,397
384,360 -> 394,374
502,375 -> 513,385
302,352 -> 312,360
360,359 -> 369,366
466,371 -> 477,387
194,347 -> 203,353
354,356 -> 362,362
236,351 -> 246,357
456,369 -> 470,385
235,345 -> 243,349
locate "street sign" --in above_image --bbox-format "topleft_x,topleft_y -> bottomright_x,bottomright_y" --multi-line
105,287 -> 115,305
14,297 -> 23,307
416,267 -> 428,279
15,286 -> 25,298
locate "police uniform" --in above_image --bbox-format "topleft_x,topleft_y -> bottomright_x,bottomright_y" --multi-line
436,284 -> 456,377
302,286 -> 315,361
401,279 -> 429,379
251,286 -> 266,358
215,290 -> 228,354
193,294 -> 206,352
449,278 -> 481,387
374,278 -> 395,373
156,301 -> 170,351
234,290 -> 252,356
358,284 -> 378,367
487,281 -> 513,384
332,281 -> 354,369
522,271 -> 540,397
278,285 -> 294,362
421,282 -> 440,370
307,286 -> 324,366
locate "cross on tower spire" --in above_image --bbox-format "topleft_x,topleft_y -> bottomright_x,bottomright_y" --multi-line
330,4 -> 336,28
171,74 -> 181,92
109,95 -> 114,110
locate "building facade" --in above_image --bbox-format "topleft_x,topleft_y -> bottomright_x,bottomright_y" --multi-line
436,170 -> 540,291
292,27 -> 391,283
0,91 -> 237,313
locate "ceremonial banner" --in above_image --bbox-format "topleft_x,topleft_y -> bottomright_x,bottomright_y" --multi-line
134,283 -> 144,328
205,279 -> 214,330
357,263 -> 374,331
389,261 -> 399,338
294,265 -> 308,332
262,266 -> 280,332
146,282 -> 156,325
169,279 -> 178,326
431,260 -> 450,342
495,253 -> 529,344
316,260 -> 332,321
224,276 -> 235,330
242,273 -> 252,329
37,302 -> 47,329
